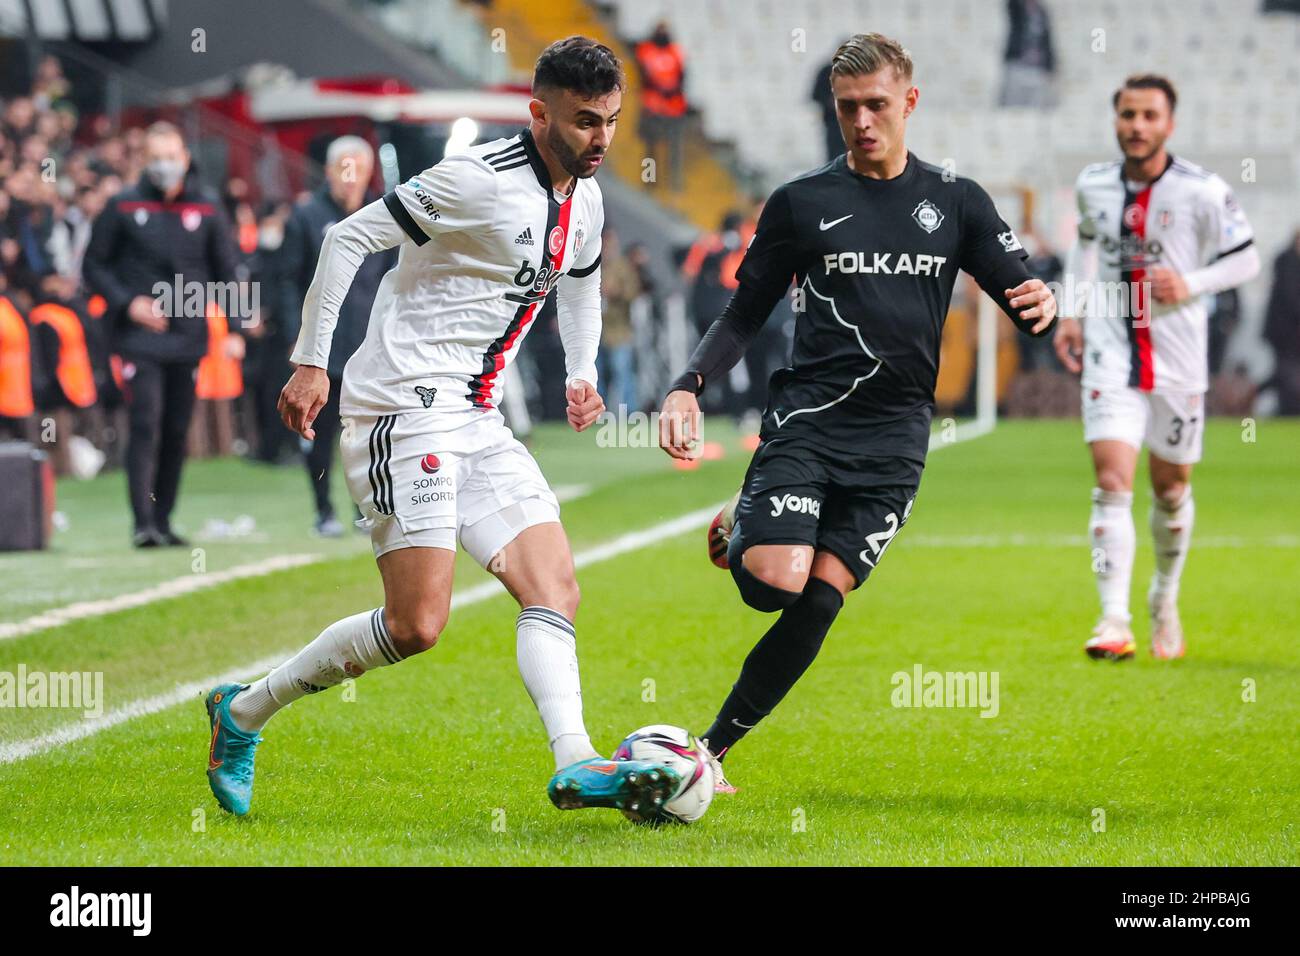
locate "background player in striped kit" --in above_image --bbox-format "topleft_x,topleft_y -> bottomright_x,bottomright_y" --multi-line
1054,75 -> 1260,661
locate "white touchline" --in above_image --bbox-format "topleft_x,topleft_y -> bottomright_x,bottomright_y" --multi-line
0,554 -> 323,643
0,484 -> 592,644
907,533 -> 1299,548
0,502 -> 723,765
0,651 -> 288,764
0,428 -> 996,764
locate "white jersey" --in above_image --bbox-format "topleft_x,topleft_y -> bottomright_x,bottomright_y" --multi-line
1068,155 -> 1254,393
291,128 -> 604,416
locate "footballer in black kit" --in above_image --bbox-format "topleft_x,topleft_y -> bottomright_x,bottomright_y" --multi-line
659,33 -> 1058,787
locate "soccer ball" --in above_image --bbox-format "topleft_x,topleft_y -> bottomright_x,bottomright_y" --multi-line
613,724 -> 715,824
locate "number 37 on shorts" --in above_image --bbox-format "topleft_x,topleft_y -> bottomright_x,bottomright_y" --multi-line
1082,387 -> 1205,465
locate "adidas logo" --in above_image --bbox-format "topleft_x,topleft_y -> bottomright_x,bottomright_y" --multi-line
515,227 -> 534,246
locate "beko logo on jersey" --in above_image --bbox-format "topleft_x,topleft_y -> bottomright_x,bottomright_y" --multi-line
1101,233 -> 1163,268
770,494 -> 821,519
513,258 -> 563,298
823,251 -> 948,276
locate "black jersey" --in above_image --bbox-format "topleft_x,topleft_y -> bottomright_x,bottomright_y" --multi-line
721,152 -> 1034,462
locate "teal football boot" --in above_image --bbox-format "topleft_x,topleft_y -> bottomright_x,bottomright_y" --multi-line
205,683 -> 262,816
547,757 -> 681,816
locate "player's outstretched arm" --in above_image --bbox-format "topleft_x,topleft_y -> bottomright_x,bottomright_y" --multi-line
278,364 -> 330,440
1151,244 -> 1260,305
960,181 -> 1058,338
1054,317 -> 1084,374
566,379 -> 605,433
1149,176 -> 1261,306
290,199 -> 405,371
557,255 -> 604,433
1004,277 -> 1058,334
659,186 -> 799,459
659,383 -> 702,460
657,291 -> 770,461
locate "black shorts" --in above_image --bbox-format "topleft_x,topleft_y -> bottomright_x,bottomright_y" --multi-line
732,437 -> 924,589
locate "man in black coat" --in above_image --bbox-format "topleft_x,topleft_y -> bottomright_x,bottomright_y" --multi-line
276,136 -> 395,536
1265,231 -> 1300,415
83,121 -> 241,547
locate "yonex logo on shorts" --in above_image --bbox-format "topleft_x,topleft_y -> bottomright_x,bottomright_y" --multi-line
769,494 -> 821,519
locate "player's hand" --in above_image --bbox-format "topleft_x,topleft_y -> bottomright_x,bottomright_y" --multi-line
659,386 -> 702,460
566,379 -> 604,432
1004,279 -> 1057,334
278,364 -> 330,440
1053,316 -> 1084,374
1150,266 -> 1189,305
127,294 -> 167,333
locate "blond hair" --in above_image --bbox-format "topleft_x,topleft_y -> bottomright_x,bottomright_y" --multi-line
830,33 -> 913,83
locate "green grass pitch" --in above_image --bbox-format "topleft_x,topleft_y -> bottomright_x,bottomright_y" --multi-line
0,418 -> 1296,865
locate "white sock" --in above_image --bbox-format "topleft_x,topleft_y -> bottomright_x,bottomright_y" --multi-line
516,606 -> 598,770
1150,485 -> 1194,604
230,608 -> 402,732
1090,487 -> 1135,623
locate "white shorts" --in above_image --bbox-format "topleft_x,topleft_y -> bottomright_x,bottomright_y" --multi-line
1081,386 -> 1205,464
340,407 -> 560,565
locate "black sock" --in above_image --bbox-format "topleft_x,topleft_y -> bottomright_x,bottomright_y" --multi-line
703,578 -> 844,758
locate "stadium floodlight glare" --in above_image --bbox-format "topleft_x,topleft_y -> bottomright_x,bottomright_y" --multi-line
444,117 -> 480,157
377,142 -> 399,191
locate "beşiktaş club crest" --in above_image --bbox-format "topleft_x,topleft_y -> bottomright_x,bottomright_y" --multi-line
181,208 -> 203,232
912,199 -> 944,233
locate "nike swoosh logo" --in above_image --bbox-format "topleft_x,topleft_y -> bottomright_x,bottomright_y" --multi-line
586,762 -> 619,775
731,718 -> 756,729
819,214 -> 853,231
207,714 -> 223,772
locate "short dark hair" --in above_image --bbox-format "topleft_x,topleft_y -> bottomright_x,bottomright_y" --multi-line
532,35 -> 625,99
1113,74 -> 1177,113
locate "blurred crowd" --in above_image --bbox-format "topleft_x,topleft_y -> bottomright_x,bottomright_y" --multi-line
0,57 -> 296,478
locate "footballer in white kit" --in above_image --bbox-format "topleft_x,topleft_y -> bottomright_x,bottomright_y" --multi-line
331,124 -> 605,565
201,37 -> 683,820
1055,74 -> 1260,662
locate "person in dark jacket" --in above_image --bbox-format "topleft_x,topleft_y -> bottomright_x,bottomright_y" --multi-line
810,56 -> 845,164
276,135 -> 395,536
82,121 -> 241,547
1000,0 -> 1056,108
1264,231 -> 1300,414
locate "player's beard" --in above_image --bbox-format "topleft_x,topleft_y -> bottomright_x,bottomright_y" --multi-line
1119,133 -> 1165,165
547,126 -> 602,179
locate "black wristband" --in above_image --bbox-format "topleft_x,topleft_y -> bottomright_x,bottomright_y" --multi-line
667,370 -> 703,398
